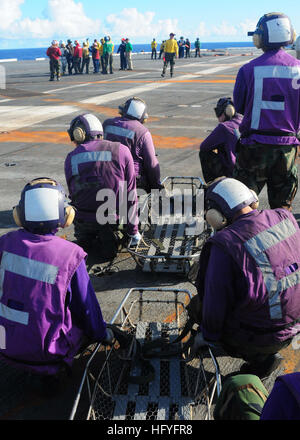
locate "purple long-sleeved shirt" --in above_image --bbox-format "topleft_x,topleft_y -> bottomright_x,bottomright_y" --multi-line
260,373 -> 300,420
233,49 -> 300,145
64,139 -> 138,235
103,117 -> 161,190
198,212 -> 259,342
200,237 -> 247,342
68,259 -> 107,342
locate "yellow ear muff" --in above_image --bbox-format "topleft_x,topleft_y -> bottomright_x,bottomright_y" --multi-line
206,209 -> 227,231
13,206 -> 22,227
225,104 -> 235,119
253,34 -> 262,49
73,127 -> 86,143
64,206 -> 75,228
29,178 -> 57,186
250,190 -> 259,210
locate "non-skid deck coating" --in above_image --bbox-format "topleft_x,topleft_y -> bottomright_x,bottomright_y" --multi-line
0,49 -> 300,420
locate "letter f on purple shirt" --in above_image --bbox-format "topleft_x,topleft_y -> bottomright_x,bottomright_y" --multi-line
252,65 -> 300,129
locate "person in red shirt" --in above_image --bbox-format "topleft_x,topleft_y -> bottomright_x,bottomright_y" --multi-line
46,40 -> 62,81
73,40 -> 83,74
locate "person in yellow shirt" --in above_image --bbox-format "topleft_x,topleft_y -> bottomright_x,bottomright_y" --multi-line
151,38 -> 158,60
158,40 -> 165,59
99,38 -> 105,74
161,33 -> 178,78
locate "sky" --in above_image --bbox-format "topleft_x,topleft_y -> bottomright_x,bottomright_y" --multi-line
0,0 -> 299,49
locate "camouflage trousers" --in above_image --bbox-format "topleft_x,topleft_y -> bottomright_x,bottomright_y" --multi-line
49,59 -> 60,79
199,149 -> 231,184
74,219 -> 127,258
233,143 -> 298,210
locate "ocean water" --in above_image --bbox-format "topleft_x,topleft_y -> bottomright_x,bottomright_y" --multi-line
0,41 -> 255,61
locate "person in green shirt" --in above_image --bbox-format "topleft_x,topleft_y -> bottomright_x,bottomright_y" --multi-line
103,36 -> 114,74
125,38 -> 133,70
194,38 -> 201,57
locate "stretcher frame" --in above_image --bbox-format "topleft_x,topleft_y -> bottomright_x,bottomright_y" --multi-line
69,288 -> 222,421
128,176 -> 210,274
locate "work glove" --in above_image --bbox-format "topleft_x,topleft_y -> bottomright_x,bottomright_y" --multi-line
128,232 -> 142,247
102,327 -> 115,346
182,331 -> 208,362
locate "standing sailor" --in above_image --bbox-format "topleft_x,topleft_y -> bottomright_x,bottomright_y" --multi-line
46,40 -> 61,81
161,33 -> 178,78
233,12 -> 300,211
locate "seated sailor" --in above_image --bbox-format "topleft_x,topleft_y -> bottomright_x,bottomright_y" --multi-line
64,113 -> 141,256
103,97 -> 162,193
0,178 -> 114,379
186,177 -> 300,379
199,97 -> 242,184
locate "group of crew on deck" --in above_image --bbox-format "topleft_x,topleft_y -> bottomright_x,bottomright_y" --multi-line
2,12 -> 300,419
46,36 -> 134,80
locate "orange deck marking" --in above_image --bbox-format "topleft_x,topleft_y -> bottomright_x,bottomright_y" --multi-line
281,344 -> 300,374
152,134 -> 203,150
0,130 -> 203,149
0,130 -> 69,144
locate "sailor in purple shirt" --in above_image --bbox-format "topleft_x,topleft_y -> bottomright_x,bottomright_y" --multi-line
199,97 -> 242,183
103,97 -> 162,193
233,12 -> 300,211
260,373 -> 300,419
0,178 -> 113,378
65,113 -> 140,255
185,177 -> 300,379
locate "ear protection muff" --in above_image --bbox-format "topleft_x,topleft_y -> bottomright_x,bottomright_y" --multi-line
249,190 -> 259,210
205,208 -> 228,231
253,32 -> 263,49
12,205 -> 22,227
214,98 -> 235,120
64,205 -> 75,228
224,104 -> 236,119
73,126 -> 86,143
68,119 -> 87,143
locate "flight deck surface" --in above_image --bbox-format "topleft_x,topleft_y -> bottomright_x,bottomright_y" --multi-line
0,49 -> 299,420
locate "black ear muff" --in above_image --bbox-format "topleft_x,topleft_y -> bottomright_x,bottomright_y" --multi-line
13,205 -> 22,227
64,206 -> 75,228
206,209 -> 228,230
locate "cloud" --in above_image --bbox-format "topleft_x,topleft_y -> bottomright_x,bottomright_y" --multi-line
238,19 -> 257,36
0,0 -> 101,40
105,8 -> 179,39
0,0 -> 24,31
212,21 -> 238,37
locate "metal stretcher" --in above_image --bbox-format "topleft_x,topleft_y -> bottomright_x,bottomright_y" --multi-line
69,288 -> 222,421
128,177 -> 211,274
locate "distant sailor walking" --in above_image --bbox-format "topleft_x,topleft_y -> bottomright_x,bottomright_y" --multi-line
161,33 -> 178,78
